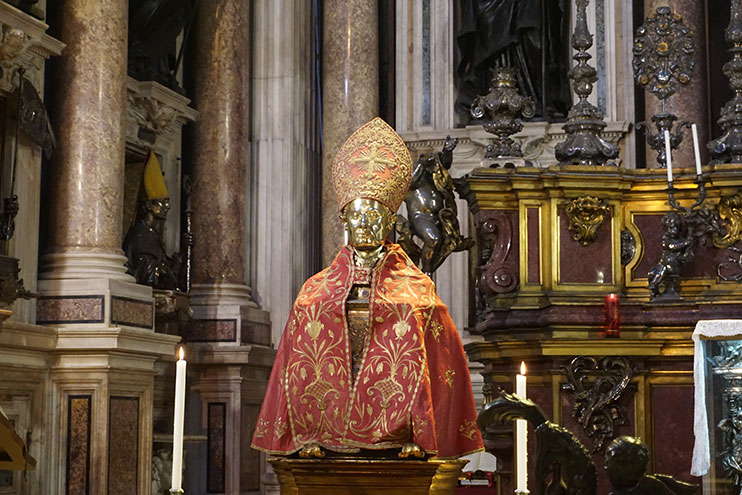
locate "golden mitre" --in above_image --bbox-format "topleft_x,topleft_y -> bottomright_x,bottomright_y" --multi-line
142,150 -> 169,200
331,117 -> 412,212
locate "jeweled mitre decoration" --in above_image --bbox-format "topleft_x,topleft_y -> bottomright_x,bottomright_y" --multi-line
331,117 -> 412,212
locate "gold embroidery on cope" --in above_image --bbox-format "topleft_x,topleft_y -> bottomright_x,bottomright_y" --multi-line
429,320 -> 443,342
443,368 -> 456,388
460,420 -> 478,440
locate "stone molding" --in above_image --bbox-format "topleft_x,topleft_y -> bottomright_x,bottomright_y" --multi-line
0,2 -> 64,94
125,77 -> 198,154
401,121 -> 631,172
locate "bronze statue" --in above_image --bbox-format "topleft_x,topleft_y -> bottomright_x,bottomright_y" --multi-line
397,137 -> 474,277
455,0 -> 571,123
123,152 -> 190,291
480,391 -> 699,495
128,0 -> 196,92
647,212 -> 692,300
604,437 -> 697,495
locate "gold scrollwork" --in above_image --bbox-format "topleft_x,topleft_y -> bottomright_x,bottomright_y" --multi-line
714,190 -> 742,248
565,196 -> 610,246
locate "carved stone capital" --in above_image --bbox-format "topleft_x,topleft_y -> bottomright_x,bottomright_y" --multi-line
0,3 -> 64,95
126,78 -> 198,151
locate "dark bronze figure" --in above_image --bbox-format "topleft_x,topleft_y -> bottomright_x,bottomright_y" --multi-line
604,436 -> 698,495
396,137 -> 474,277
480,391 -> 699,495
647,176 -> 722,301
647,212 -> 692,300
128,0 -> 196,92
455,0 -> 570,123
479,391 -> 596,495
123,152 -> 192,291
123,198 -> 185,290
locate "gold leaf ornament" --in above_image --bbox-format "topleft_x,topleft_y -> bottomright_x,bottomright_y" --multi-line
306,320 -> 324,340
393,320 -> 411,339
565,195 -> 610,246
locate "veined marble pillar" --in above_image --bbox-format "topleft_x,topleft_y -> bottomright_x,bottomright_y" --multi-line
44,0 -> 130,279
186,3 -> 274,494
39,1 -> 180,493
321,0 -> 379,266
643,0 -> 709,169
187,0 -> 264,332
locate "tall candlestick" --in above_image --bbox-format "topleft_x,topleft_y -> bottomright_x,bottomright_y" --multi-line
171,347 -> 187,492
691,123 -> 703,176
515,362 -> 528,494
664,130 -> 673,183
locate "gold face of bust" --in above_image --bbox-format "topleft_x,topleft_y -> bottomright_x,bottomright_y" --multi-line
340,198 -> 395,252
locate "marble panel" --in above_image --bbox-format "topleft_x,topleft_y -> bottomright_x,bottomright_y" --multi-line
651,385 -> 697,483
66,395 -> 91,495
37,295 -> 104,324
527,208 -> 540,284
183,319 -> 237,343
632,214 -> 664,281
107,396 -> 139,493
111,296 -> 153,330
558,208 -> 613,285
207,402 -> 226,493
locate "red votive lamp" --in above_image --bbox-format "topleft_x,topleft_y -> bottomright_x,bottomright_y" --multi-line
603,293 -> 620,338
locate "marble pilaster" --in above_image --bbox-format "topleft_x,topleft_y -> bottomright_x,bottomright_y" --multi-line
643,0 -> 709,169
321,0 -> 379,267
252,0 -> 317,345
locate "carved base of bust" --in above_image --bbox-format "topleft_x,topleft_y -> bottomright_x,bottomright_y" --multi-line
269,457 -> 466,495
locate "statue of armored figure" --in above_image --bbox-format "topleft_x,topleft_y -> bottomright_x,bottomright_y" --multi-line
123,151 -> 191,291
397,136 -> 474,277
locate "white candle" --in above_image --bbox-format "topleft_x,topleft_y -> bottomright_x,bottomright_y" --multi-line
664,130 -> 673,183
516,362 -> 527,493
692,123 -> 703,176
171,347 -> 187,491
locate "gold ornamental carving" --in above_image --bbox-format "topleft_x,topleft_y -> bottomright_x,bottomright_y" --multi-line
714,190 -> 742,248
565,196 -> 610,246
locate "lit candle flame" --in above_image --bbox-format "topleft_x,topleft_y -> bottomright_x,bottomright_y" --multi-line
520,361 -> 526,375
179,347 -> 184,360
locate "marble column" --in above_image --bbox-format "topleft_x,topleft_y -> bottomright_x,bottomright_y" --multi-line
188,0 -> 253,308
185,4 -> 274,493
43,0 -> 130,280
38,3 -> 180,493
643,0 -> 709,169
321,0 -> 379,266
